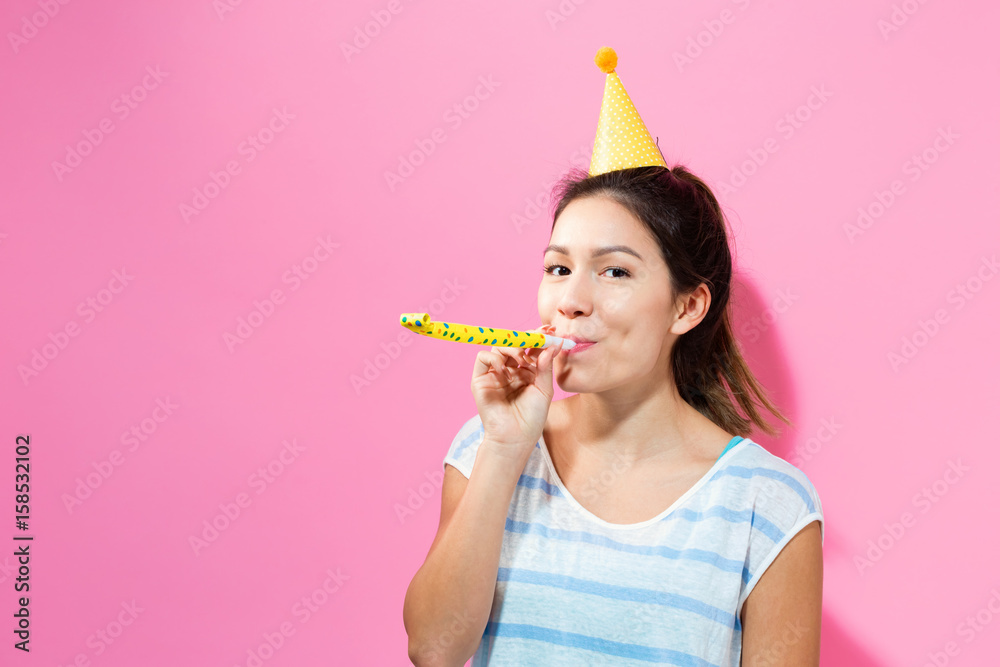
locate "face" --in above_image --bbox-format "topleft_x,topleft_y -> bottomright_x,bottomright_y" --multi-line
538,195 -> 708,396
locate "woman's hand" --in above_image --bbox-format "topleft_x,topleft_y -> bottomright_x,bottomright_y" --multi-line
470,324 -> 564,462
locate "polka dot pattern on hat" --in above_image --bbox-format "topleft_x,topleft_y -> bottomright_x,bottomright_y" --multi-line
589,69 -> 667,177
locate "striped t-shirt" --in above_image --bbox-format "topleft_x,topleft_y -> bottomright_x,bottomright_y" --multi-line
442,412 -> 824,666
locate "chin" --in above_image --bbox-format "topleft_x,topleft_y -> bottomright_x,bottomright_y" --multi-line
555,371 -> 599,395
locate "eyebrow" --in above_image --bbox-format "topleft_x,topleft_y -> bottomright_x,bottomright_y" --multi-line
542,244 -> 644,261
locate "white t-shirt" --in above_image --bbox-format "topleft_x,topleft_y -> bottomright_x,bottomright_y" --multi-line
442,412 -> 824,666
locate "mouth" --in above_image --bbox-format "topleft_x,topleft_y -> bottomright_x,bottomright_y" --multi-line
557,333 -> 596,344
544,327 -> 597,355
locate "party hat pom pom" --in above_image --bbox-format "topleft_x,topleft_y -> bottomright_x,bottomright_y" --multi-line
594,47 -> 617,73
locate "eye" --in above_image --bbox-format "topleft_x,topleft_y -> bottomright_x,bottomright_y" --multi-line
542,264 -> 631,279
605,267 -> 631,279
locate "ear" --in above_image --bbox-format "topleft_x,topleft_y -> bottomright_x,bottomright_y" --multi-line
668,283 -> 712,335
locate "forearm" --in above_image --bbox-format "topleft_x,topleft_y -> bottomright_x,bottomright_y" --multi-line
404,444 -> 527,666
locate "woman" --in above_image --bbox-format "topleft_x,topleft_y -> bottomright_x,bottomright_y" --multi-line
404,164 -> 824,666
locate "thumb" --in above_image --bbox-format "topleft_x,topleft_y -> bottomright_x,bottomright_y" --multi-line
535,344 -> 560,393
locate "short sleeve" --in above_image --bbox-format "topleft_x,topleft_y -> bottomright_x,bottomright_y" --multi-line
738,463 -> 824,612
442,413 -> 485,479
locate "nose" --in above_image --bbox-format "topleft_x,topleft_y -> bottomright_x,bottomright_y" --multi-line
556,273 -> 594,321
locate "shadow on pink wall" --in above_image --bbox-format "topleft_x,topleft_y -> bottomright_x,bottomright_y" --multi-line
821,610 -> 885,666
735,276 -> 881,666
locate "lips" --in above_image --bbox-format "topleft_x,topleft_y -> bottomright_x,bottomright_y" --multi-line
544,328 -> 596,354
560,334 -> 596,345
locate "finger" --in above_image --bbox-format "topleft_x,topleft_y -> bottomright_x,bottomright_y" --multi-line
521,326 -> 551,362
525,338 -> 555,362
510,346 -> 536,369
494,353 -> 515,379
508,362 -> 530,382
474,350 -> 507,381
537,344 -> 561,379
493,346 -> 523,370
509,368 -> 532,389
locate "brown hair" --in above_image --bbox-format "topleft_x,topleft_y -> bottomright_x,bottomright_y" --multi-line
549,164 -> 790,438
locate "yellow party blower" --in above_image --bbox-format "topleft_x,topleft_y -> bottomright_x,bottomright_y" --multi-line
399,313 -> 577,350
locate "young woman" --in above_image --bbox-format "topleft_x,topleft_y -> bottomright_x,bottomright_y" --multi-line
404,165 -> 824,666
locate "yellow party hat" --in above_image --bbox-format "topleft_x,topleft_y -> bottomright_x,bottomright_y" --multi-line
589,47 -> 668,177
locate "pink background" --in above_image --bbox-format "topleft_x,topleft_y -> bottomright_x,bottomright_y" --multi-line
2,1 -> 999,665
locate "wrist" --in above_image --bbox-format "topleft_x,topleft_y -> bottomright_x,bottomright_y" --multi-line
475,439 -> 534,478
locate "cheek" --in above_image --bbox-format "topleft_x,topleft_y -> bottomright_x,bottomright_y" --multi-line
602,279 -> 658,316
537,289 -> 556,316
602,289 -> 662,328
613,312 -> 669,356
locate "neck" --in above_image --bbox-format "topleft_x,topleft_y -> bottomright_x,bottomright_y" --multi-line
562,378 -> 706,465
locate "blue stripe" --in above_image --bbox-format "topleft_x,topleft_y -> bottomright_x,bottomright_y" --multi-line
452,423 -> 484,461
517,473 -> 563,497
517,482 -> 781,543
662,506 -> 784,543
482,620 -> 722,666
512,481 -> 788,546
498,567 -> 739,629
710,465 -> 817,513
505,517 -> 746,578
517,441 -> 806,529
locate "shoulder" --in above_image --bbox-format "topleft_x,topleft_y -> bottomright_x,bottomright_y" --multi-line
720,440 -> 826,609
725,439 -> 824,543
441,413 -> 485,479
724,440 -> 825,611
